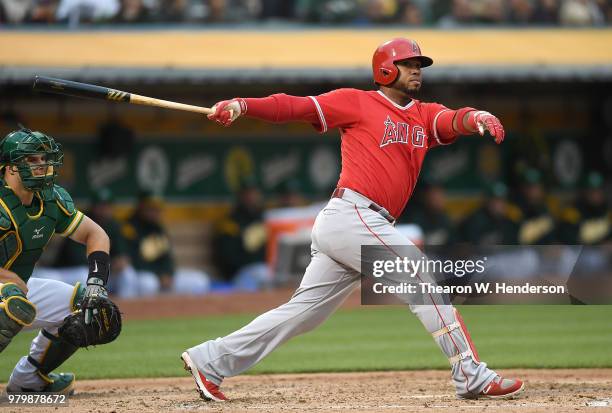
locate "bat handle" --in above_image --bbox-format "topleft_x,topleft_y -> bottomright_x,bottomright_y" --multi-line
130,94 -> 214,115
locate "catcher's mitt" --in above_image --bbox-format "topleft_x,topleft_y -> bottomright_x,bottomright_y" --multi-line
58,297 -> 121,347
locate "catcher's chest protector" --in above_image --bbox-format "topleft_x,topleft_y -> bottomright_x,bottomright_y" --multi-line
0,186 -> 60,281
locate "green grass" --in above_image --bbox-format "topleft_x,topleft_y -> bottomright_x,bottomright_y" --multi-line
1,306 -> 611,381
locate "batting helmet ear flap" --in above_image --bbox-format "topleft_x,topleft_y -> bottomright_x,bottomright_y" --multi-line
378,67 -> 395,82
372,38 -> 433,86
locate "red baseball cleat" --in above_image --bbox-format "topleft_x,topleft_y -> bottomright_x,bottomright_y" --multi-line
479,376 -> 525,399
181,351 -> 228,402
458,376 -> 525,399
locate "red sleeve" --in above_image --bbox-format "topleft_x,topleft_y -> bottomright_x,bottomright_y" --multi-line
308,88 -> 362,133
242,89 -> 360,133
422,102 -> 459,149
244,94 -> 319,124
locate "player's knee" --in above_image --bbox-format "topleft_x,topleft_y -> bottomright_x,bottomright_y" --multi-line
0,283 -> 37,352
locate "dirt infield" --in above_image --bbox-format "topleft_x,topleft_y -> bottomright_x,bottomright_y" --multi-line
4,369 -> 611,413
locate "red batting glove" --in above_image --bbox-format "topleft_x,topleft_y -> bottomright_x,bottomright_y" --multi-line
207,98 -> 247,127
473,111 -> 505,144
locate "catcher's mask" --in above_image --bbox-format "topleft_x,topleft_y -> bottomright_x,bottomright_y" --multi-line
0,128 -> 63,192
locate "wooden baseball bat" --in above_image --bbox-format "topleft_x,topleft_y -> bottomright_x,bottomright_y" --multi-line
32,76 -> 213,115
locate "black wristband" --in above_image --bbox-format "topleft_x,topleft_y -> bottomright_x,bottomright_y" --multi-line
87,251 -> 110,285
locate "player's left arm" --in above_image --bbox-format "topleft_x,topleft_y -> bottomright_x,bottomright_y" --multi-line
69,216 -> 110,257
69,216 -> 111,323
429,104 -> 505,145
53,185 -> 111,323
53,185 -> 111,267
53,186 -> 110,286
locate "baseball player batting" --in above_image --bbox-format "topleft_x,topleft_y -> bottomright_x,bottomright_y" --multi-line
181,38 -> 524,401
0,129 -> 121,394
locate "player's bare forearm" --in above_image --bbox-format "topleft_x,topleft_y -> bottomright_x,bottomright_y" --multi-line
71,216 -> 112,325
0,268 -> 28,293
69,215 -> 110,255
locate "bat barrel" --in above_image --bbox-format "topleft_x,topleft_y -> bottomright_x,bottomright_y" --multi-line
32,76 -> 212,114
33,76 -> 130,102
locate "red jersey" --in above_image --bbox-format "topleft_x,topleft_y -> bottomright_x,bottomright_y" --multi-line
307,88 -> 456,219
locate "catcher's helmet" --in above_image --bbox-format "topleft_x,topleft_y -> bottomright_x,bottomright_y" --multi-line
372,38 -> 433,86
0,129 -> 63,192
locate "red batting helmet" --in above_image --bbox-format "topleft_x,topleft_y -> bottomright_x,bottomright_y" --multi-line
372,38 -> 433,85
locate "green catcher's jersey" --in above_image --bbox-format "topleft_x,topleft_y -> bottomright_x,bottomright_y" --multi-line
0,184 -> 84,282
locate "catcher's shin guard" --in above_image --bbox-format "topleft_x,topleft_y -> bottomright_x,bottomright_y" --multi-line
25,282 -> 82,378
453,307 -> 479,362
27,329 -> 79,379
431,308 -> 480,365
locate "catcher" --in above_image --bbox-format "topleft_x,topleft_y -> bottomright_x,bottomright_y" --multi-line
0,128 -> 121,395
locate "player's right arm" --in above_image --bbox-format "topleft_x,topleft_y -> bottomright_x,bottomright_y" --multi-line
206,89 -> 361,132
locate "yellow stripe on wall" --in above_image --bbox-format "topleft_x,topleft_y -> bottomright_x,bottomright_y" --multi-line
1,29 -> 611,68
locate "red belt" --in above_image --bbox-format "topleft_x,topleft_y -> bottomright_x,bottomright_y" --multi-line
332,188 -> 395,224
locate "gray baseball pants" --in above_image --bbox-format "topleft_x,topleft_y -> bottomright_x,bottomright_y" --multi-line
187,189 -> 497,397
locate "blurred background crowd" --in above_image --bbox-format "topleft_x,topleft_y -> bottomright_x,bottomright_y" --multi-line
1,0 -> 612,27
